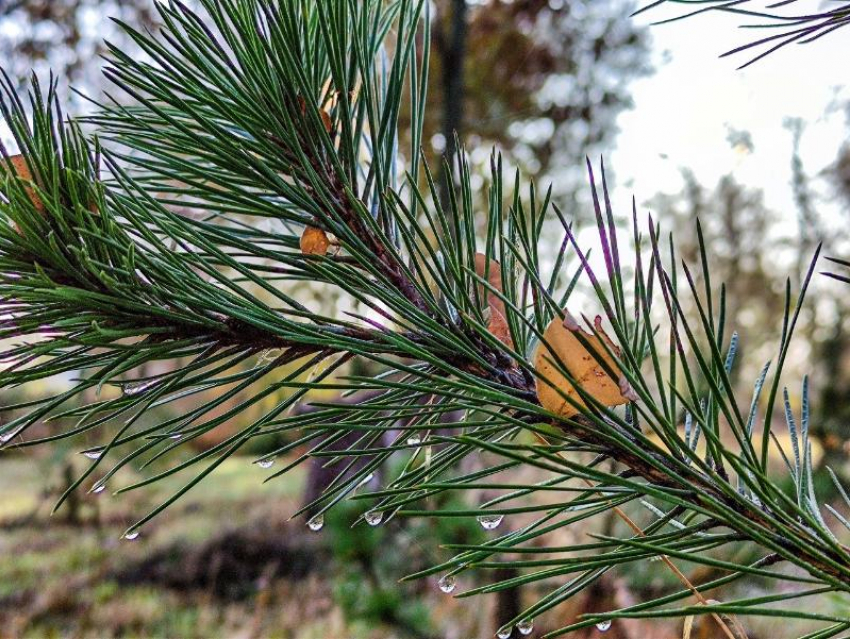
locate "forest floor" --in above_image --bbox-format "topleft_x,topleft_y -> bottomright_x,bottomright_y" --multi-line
0,453 -> 843,639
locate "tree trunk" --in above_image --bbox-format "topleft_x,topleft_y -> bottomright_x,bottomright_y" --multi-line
438,0 -> 468,211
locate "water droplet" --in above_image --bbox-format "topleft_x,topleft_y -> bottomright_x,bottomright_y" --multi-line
257,459 -> 274,469
82,450 -> 102,460
92,484 -> 106,494
595,620 -> 611,632
516,619 -> 533,636
307,514 -> 324,531
0,430 -> 18,443
123,380 -> 157,396
365,510 -> 383,526
169,433 -> 182,440
257,348 -> 283,365
477,514 -> 504,530
124,531 -> 140,541
358,472 -> 374,487
406,434 -> 421,446
497,627 -> 512,639
438,574 -> 456,594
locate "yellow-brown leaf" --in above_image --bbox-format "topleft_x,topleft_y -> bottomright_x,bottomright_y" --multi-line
300,225 -> 331,255
534,311 -> 631,417
3,154 -> 45,215
488,306 -> 514,349
320,109 -> 333,134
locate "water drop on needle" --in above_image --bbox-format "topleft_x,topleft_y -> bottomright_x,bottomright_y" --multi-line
124,531 -> 140,541
257,459 -> 274,469
92,484 -> 106,494
365,510 -> 383,526
438,574 -> 456,594
123,380 -> 157,396
516,619 -> 533,636
307,514 -> 324,531
406,434 -> 421,446
82,450 -> 102,460
497,627 -> 512,639
596,620 -> 612,632
358,472 -> 374,487
477,514 -> 504,530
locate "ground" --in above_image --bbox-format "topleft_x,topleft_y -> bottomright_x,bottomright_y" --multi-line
0,451 -> 844,639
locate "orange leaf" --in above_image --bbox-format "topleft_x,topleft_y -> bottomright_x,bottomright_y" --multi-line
488,306 -> 514,349
474,253 -> 516,351
300,225 -> 331,255
320,109 -> 333,134
297,96 -> 332,133
3,154 -> 45,214
534,311 -> 632,418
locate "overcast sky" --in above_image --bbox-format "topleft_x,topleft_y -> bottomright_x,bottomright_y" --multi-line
613,8 -> 849,241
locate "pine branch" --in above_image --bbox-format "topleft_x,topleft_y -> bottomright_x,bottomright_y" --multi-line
635,1 -> 850,67
1,1 -> 849,635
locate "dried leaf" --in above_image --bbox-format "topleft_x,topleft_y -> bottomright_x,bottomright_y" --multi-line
474,253 -> 515,349
534,311 -> 630,417
3,154 -> 45,214
474,253 -> 505,316
488,306 -> 514,349
297,96 -> 333,133
320,109 -> 333,134
300,225 -> 331,255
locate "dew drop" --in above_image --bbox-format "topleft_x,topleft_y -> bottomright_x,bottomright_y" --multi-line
82,450 -> 102,460
477,514 -> 504,530
365,510 -> 383,526
358,472 -> 374,487
0,430 -> 17,443
406,434 -> 421,446
497,627 -> 512,639
123,380 -> 157,396
595,620 -> 611,632
92,484 -> 106,494
257,459 -> 274,469
307,514 -> 324,532
124,531 -> 140,541
257,348 -> 283,364
169,433 -> 182,440
437,574 -> 456,594
516,619 -> 533,636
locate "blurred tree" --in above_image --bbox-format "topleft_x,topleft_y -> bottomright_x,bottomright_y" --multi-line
426,0 -> 652,204
0,0 -> 158,101
649,170 -> 784,354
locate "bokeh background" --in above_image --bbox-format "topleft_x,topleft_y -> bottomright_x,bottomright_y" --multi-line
2,1 -> 850,638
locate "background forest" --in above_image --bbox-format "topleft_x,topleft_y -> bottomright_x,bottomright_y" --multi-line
2,1 -> 850,638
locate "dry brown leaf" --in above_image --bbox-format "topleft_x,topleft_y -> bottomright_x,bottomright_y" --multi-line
320,109 -> 333,134
3,154 -> 45,215
474,252 -> 505,316
300,225 -> 331,255
534,311 -> 632,417
474,253 -> 516,349
297,96 -> 333,134
488,306 -> 514,349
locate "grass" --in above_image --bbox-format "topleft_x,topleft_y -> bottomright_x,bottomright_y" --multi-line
1,445 -> 847,638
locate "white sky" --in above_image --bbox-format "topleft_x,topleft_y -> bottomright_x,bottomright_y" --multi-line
612,10 -> 850,238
